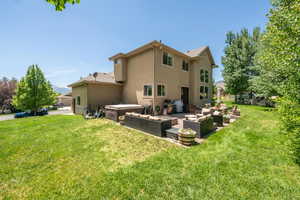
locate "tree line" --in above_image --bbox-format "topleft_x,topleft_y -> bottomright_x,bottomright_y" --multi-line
222,0 -> 300,163
0,65 -> 57,115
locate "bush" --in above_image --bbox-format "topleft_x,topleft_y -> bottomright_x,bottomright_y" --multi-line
278,98 -> 300,163
48,106 -> 58,111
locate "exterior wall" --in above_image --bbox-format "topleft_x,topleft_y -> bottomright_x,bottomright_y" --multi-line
87,84 -> 122,110
122,49 -> 154,106
114,58 -> 127,82
72,85 -> 88,114
190,51 -> 213,105
72,45 -> 214,114
153,48 -> 190,108
57,96 -> 72,106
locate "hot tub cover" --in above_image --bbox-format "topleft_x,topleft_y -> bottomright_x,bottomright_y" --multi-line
105,104 -> 144,110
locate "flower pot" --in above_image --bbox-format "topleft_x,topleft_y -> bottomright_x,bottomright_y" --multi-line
223,117 -> 230,123
178,129 -> 196,146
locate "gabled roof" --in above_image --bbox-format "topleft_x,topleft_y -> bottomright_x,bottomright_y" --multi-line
109,40 -> 190,61
68,72 -> 121,88
109,40 -> 216,66
185,46 -> 216,65
185,46 -> 207,57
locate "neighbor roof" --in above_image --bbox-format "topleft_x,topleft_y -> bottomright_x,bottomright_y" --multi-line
215,81 -> 225,89
57,94 -> 72,99
68,72 -> 121,87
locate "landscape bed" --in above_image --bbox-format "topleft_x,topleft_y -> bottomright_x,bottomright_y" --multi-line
0,104 -> 300,199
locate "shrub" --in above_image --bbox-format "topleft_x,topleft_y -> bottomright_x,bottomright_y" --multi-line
278,98 -> 300,163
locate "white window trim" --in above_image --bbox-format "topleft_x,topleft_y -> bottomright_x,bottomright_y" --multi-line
162,51 -> 174,67
143,84 -> 154,98
157,84 -> 167,97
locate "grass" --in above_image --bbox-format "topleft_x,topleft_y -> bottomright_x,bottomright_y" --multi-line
0,105 -> 300,199
0,113 -> 12,116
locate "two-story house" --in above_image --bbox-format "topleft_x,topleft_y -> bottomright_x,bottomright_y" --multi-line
68,40 -> 216,114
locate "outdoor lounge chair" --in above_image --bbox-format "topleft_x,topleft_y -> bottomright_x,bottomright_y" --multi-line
183,117 -> 214,138
124,115 -> 172,137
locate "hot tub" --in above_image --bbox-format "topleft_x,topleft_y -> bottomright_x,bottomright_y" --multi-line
105,104 -> 144,121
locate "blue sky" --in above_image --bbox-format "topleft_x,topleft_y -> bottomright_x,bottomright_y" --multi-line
0,0 -> 271,87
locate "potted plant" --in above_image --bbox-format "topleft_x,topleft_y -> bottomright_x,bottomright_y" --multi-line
163,99 -> 170,115
223,114 -> 230,123
167,104 -> 173,114
155,105 -> 161,115
178,128 -> 196,146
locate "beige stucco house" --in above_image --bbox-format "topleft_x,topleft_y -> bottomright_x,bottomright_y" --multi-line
68,40 -> 216,114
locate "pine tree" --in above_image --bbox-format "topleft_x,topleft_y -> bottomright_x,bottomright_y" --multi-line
13,65 -> 57,114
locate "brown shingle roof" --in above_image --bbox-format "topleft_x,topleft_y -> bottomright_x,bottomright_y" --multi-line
82,72 -> 115,83
185,46 -> 207,57
68,72 -> 120,87
185,46 -> 216,65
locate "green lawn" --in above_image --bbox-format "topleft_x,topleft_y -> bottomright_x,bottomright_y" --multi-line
0,105 -> 300,199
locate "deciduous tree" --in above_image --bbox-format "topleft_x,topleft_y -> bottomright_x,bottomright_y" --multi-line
222,27 -> 261,102
13,65 -> 57,114
0,77 -> 17,113
46,0 -> 80,11
255,0 -> 300,163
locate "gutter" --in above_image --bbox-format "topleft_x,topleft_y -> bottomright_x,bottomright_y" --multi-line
68,80 -> 123,88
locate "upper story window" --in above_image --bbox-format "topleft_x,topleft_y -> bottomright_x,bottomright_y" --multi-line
114,59 -> 120,64
144,85 -> 152,96
200,69 -> 205,82
163,52 -> 173,66
182,60 -> 189,71
157,85 -> 166,96
205,70 -> 209,83
200,69 -> 209,83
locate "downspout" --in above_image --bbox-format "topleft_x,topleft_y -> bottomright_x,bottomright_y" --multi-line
152,45 -> 156,115
211,64 -> 214,102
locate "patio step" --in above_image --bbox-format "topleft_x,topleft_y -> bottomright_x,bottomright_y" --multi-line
166,128 -> 180,140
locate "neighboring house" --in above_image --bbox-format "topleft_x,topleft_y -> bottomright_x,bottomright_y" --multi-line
56,94 -> 72,106
68,40 -> 216,114
215,81 -> 225,98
